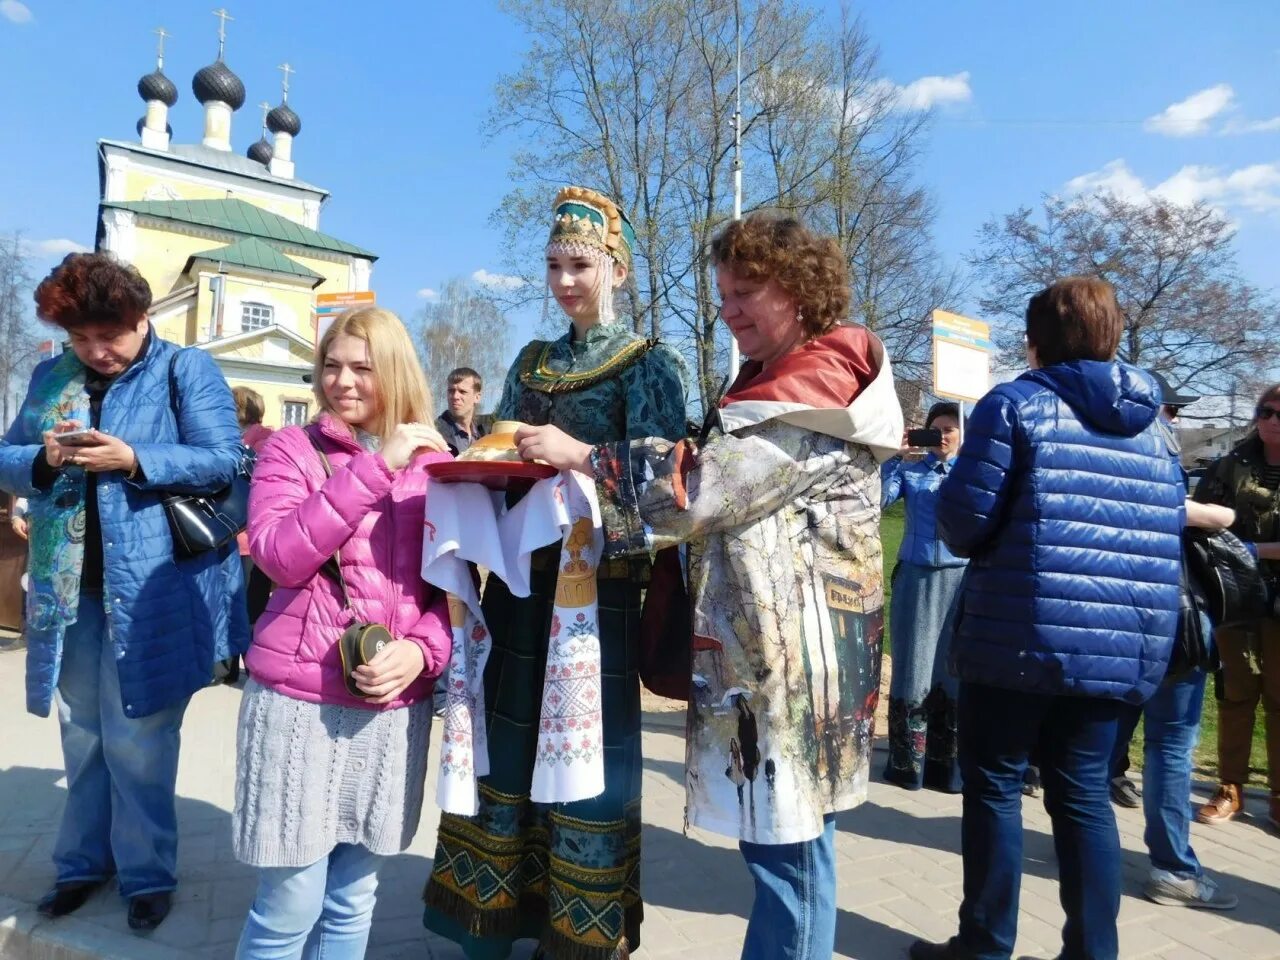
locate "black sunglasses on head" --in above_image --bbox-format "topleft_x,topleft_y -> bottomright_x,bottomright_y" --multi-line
1258,405 -> 1280,421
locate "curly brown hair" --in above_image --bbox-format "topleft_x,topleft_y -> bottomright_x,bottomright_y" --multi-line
710,212 -> 850,337
33,252 -> 153,331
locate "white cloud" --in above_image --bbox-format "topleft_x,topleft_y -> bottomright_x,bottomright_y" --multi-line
892,72 -> 972,111
1222,115 -> 1280,135
471,268 -> 523,291
27,237 -> 90,258
0,1 -> 33,24
1064,158 -> 1280,215
416,287 -> 439,301
1154,163 -> 1280,212
1064,160 -> 1148,203
1143,84 -> 1235,136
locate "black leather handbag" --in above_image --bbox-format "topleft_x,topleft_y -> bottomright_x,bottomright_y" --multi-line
1182,528 -> 1270,628
1165,551 -> 1217,682
307,430 -> 392,698
161,353 -> 254,558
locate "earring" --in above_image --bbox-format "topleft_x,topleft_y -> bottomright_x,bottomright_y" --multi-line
796,307 -> 805,326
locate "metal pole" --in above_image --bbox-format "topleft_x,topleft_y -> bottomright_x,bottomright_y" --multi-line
728,0 -> 743,375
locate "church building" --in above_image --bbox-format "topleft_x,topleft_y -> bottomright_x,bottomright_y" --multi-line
95,14 -> 375,428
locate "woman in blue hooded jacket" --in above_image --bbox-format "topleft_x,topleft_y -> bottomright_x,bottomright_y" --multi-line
881,401 -> 965,792
0,253 -> 248,933
909,277 -> 1184,960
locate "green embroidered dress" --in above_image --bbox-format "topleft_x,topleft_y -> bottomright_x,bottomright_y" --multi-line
424,322 -> 686,960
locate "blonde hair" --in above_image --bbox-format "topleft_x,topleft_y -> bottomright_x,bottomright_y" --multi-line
232,385 -> 266,426
313,306 -> 432,439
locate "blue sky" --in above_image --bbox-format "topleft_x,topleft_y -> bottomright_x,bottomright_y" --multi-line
1,0 -> 1277,363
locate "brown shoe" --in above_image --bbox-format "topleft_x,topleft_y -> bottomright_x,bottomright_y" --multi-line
1196,783 -> 1242,824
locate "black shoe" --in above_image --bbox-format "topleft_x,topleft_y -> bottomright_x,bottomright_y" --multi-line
909,938 -> 975,960
127,891 -> 172,931
36,880 -> 105,918
1110,776 -> 1141,808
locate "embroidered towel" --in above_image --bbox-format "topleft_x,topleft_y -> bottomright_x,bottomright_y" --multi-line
422,471 -> 606,813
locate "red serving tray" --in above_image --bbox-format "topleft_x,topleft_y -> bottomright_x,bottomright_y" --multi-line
426,459 -> 557,491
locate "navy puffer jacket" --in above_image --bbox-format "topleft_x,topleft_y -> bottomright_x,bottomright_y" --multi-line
937,360 -> 1183,704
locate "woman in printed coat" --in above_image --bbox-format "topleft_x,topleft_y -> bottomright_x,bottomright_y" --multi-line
517,212 -> 904,960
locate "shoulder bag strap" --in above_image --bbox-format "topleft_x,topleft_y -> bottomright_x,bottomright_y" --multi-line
304,428 -> 356,614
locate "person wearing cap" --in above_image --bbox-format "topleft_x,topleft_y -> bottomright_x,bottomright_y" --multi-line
422,186 -> 687,960
1129,371 -> 1241,909
1108,371 -> 1205,809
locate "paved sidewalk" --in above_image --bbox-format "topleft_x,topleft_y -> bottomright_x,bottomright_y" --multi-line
1,649 -> 1277,959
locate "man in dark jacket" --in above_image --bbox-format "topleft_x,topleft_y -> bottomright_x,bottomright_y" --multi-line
910,278 -> 1184,960
434,367 -> 492,456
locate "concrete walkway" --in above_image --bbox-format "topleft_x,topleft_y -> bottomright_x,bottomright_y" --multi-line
1,645 -> 1277,959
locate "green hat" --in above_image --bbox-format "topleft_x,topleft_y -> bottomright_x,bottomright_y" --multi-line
547,186 -> 635,268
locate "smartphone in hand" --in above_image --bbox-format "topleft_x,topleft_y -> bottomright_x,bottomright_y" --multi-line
55,428 -> 100,447
906,428 -> 943,448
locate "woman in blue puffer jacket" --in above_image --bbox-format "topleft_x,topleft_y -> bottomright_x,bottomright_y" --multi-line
909,277 -> 1183,960
0,253 -> 248,933
881,401 -> 966,792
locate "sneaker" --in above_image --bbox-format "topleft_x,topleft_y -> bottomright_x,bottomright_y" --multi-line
1110,776 -> 1141,808
1143,870 -> 1237,910
1195,783 -> 1242,824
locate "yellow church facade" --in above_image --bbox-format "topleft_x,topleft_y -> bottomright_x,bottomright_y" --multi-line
94,26 -> 375,428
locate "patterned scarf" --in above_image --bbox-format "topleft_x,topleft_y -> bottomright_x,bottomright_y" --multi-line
18,351 -> 89,630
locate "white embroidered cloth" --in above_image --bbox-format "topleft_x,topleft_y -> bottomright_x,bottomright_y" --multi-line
422,471 -> 605,815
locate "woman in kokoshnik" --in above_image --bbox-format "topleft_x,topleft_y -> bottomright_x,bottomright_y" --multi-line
422,186 -> 688,960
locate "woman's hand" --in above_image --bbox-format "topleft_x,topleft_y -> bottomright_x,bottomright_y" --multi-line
1185,499 -> 1234,531
10,516 -> 28,541
515,425 -> 593,474
60,431 -> 138,474
379,423 -> 449,471
352,639 -> 426,704
41,420 -> 84,469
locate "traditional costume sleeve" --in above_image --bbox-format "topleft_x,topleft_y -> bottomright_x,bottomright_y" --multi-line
621,342 -> 687,441
591,419 -> 854,558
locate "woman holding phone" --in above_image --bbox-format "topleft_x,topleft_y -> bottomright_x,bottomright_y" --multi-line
880,403 -> 966,792
0,252 -> 247,931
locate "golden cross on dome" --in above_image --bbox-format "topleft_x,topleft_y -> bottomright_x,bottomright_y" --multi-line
212,8 -> 233,58
277,62 -> 295,101
153,26 -> 170,68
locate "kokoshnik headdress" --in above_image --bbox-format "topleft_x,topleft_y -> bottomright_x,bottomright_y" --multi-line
546,186 -> 636,325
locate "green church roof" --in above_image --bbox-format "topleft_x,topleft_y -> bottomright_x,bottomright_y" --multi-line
102,198 -> 376,259
186,236 -> 325,286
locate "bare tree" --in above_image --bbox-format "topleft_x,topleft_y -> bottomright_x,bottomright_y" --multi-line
0,234 -> 41,428
969,194 -> 1276,413
416,278 -> 513,415
486,0 -> 959,413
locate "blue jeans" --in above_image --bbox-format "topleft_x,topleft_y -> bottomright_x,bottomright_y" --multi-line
1142,669 -> 1207,877
957,683 -> 1122,960
1109,703 -> 1143,780
53,595 -> 189,897
739,814 -> 836,960
236,843 -> 382,960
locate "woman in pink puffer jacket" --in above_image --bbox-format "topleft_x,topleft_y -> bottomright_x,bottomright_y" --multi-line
233,306 -> 453,960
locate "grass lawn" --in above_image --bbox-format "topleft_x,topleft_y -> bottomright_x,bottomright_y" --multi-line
878,499 -> 1268,788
